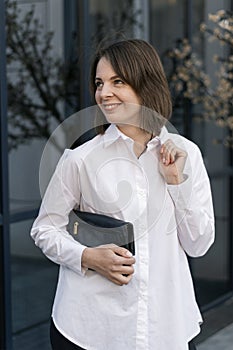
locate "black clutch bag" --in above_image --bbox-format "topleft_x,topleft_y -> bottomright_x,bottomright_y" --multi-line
68,210 -> 135,255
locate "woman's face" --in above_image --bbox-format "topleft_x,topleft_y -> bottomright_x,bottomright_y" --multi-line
95,57 -> 141,127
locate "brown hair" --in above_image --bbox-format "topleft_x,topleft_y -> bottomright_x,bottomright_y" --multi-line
90,39 -> 172,135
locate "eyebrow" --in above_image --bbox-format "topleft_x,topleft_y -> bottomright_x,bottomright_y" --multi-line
95,75 -> 120,81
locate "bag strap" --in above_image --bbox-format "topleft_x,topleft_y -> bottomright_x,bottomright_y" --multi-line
70,127 -> 98,150
70,124 -> 110,150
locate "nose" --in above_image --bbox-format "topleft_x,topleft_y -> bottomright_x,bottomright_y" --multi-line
100,83 -> 114,99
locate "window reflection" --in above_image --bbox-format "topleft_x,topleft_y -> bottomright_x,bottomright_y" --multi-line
11,220 -> 58,350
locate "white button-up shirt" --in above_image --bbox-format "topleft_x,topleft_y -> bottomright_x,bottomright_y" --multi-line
31,124 -> 215,350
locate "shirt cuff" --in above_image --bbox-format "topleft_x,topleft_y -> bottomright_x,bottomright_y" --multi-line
167,174 -> 192,210
75,243 -> 88,275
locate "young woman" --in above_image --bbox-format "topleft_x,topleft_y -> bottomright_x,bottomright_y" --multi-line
31,39 -> 215,350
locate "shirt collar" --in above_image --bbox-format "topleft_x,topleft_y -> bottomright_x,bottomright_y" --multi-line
102,124 -> 133,148
148,125 -> 170,146
102,123 -> 170,148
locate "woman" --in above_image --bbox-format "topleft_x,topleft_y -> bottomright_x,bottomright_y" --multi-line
31,39 -> 215,350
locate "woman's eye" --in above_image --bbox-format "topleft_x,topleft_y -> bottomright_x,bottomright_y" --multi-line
95,81 -> 103,88
114,79 -> 124,85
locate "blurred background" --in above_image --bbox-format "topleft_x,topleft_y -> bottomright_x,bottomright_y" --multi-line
0,0 -> 233,349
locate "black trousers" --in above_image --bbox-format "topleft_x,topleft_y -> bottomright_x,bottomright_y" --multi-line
50,318 -> 197,350
50,319 -> 85,350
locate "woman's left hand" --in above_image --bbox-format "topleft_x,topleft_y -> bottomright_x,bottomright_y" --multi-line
159,139 -> 187,185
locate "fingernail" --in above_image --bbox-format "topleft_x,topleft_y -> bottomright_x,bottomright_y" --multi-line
126,251 -> 132,257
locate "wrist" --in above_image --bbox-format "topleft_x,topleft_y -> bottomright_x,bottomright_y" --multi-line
165,174 -> 184,185
81,247 -> 93,269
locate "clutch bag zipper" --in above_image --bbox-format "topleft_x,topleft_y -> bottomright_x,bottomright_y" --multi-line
73,222 -> 79,235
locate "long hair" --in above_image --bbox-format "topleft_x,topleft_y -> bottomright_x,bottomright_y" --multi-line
90,39 -> 172,135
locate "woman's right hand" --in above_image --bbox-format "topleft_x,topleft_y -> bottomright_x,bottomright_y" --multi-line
81,244 -> 136,285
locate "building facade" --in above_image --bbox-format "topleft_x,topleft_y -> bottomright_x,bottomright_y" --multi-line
0,0 -> 233,349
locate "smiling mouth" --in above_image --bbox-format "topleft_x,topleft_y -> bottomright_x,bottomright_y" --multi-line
102,103 -> 122,111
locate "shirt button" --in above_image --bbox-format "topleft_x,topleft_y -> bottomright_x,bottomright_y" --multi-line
139,224 -> 146,231
140,293 -> 147,301
141,257 -> 147,264
138,189 -> 146,196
